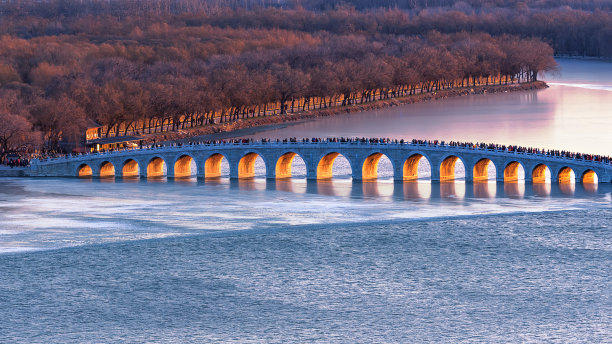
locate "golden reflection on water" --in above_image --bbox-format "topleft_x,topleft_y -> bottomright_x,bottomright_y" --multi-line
531,183 -> 552,197
81,174 -> 607,201
582,182 -> 598,194
503,182 -> 525,199
361,180 -> 394,198
402,181 -> 432,200
558,182 -> 576,196
439,181 -> 465,200
275,179 -> 307,194
473,181 -> 497,198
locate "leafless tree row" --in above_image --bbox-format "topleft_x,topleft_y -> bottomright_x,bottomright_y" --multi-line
0,4 -> 558,152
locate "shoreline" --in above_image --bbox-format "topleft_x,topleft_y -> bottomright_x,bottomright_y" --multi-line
147,81 -> 547,143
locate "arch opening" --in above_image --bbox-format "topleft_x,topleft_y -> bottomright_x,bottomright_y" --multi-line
473,158 -> 497,181
558,167 -> 575,184
403,154 -> 431,180
581,170 -> 598,184
504,161 -> 525,182
440,155 -> 465,181
174,155 -> 196,178
99,161 -> 115,178
147,157 -> 167,178
204,153 -> 229,178
77,164 -> 92,177
362,153 -> 392,180
122,159 -> 139,178
532,164 -> 551,183
239,152 -> 266,178
317,152 -> 351,179
276,152 -> 306,179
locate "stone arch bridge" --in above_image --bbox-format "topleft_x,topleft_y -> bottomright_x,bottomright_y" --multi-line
29,140 -> 612,183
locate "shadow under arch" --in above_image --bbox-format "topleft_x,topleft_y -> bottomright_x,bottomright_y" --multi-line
440,155 -> 465,181
504,161 -> 525,182
557,166 -> 575,184
532,163 -> 551,183
276,152 -> 306,179
239,152 -> 265,178
581,169 -> 598,184
362,152 -> 393,180
317,152 -> 351,179
473,158 -> 497,182
122,159 -> 139,178
147,157 -> 167,178
99,161 -> 115,178
174,154 -> 196,178
77,163 -> 93,177
403,153 -> 431,180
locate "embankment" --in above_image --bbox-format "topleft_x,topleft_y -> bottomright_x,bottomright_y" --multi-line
148,81 -> 547,142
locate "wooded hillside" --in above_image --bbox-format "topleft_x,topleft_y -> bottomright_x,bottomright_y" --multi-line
0,0 -> 564,152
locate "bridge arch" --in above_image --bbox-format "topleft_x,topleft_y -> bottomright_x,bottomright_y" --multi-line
439,154 -> 466,181
473,158 -> 497,181
147,157 -> 167,178
77,163 -> 93,177
362,152 -> 394,180
402,153 -> 431,180
532,164 -> 551,183
99,161 -> 115,178
122,159 -> 140,178
203,153 -> 228,178
238,152 -> 266,178
581,169 -> 598,184
557,166 -> 575,184
174,154 -> 196,178
503,161 -> 525,182
276,152 -> 306,179
317,152 -> 351,179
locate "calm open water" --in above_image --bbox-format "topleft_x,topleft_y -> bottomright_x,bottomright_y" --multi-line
0,59 -> 611,343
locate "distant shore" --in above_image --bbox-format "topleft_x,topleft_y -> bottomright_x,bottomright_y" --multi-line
154,81 -> 547,143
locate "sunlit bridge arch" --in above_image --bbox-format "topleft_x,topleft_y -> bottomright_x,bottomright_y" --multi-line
362,152 -> 393,180
532,164 -> 550,183
122,159 -> 139,178
440,155 -> 466,181
147,157 -> 167,178
276,152 -> 306,179
99,161 -> 115,178
473,158 -> 497,181
403,153 -> 431,180
77,163 -> 92,177
581,169 -> 598,184
557,166 -> 575,184
317,152 -> 351,179
204,153 -> 228,178
504,161 -> 525,182
238,152 -> 265,178
174,154 -> 196,178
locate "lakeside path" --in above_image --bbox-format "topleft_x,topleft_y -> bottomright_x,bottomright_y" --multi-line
159,81 -> 547,143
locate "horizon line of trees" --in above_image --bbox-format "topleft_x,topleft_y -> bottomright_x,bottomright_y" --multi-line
1,0 -> 610,58
0,29 -> 556,152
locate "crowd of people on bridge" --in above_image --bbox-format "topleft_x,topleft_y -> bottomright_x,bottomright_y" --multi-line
32,137 -> 612,165
0,152 -> 30,168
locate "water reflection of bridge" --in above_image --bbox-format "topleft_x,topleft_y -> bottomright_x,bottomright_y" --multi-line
80,177 -> 607,199
31,140 -> 612,184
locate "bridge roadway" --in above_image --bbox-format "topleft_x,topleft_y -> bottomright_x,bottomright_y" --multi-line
29,140 -> 612,183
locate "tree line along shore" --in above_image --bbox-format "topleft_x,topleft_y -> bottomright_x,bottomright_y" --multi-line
0,1 -> 568,154
142,81 -> 549,145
